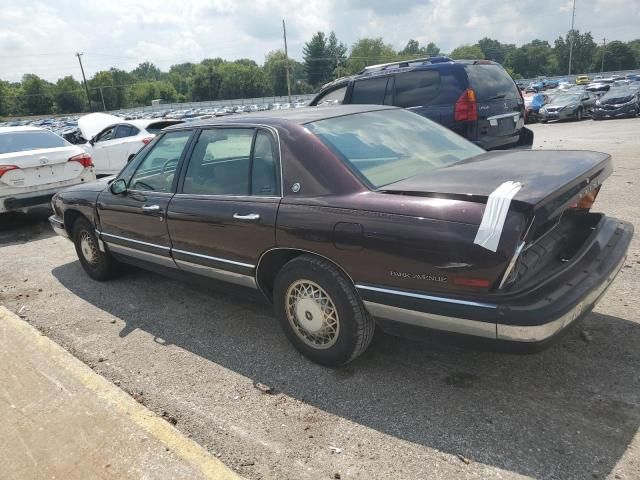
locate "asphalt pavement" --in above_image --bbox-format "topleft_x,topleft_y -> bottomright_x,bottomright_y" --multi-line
0,118 -> 639,479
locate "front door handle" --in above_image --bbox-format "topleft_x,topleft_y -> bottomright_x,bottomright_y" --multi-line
142,204 -> 161,212
233,213 -> 260,221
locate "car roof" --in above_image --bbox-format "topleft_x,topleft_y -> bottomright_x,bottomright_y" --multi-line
0,126 -> 45,134
164,105 -> 398,130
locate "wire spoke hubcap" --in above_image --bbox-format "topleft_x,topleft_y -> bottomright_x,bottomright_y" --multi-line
285,280 -> 339,349
80,231 -> 98,266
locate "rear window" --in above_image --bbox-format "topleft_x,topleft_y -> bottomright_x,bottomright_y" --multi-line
393,70 -> 441,107
0,130 -> 69,154
465,64 -> 520,101
350,77 -> 389,105
306,109 -> 484,188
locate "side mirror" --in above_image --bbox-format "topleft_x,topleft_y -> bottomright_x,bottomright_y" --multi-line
110,178 -> 127,195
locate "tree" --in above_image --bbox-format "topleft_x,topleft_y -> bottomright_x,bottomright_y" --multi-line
168,63 -> 196,96
190,63 -> 222,101
54,76 -> 86,113
398,39 -> 440,58
554,30 -> 597,74
326,32 -> 347,77
628,39 -> 640,66
264,50 -> 290,96
21,74 -> 53,114
217,62 -> 270,99
425,42 -> 441,56
0,80 -> 19,117
449,44 -> 485,60
593,41 -> 638,72
477,38 -> 515,64
347,38 -> 397,73
303,32 -> 331,88
131,62 -> 162,81
504,40 -> 555,78
129,81 -> 177,106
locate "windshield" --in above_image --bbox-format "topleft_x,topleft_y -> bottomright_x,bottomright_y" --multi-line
551,94 -> 580,104
305,109 -> 485,188
0,129 -> 69,154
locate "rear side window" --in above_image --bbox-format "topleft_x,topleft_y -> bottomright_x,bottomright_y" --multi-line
314,86 -> 347,105
465,65 -> 520,101
350,77 -> 389,104
393,70 -> 442,107
114,125 -> 138,138
0,130 -> 68,154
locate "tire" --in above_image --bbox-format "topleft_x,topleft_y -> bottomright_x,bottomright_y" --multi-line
273,255 -> 374,367
575,108 -> 583,121
72,217 -> 121,281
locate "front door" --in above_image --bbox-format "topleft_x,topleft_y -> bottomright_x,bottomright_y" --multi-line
90,126 -> 117,175
97,129 -> 194,267
167,127 -> 281,288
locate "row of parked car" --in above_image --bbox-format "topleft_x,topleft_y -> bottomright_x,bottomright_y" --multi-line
524,81 -> 640,123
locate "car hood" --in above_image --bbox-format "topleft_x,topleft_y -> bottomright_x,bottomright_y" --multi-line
599,92 -> 636,105
381,150 -> 612,228
77,113 -> 122,141
60,175 -> 114,194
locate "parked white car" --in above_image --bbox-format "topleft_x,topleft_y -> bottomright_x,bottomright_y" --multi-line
0,126 -> 95,214
78,113 -> 183,176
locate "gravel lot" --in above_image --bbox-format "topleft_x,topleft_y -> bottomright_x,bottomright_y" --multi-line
1,118 -> 639,480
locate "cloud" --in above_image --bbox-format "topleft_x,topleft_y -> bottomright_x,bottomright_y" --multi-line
0,0 -> 637,82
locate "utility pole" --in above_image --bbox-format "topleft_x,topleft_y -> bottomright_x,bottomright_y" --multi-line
282,19 -> 292,104
601,38 -> 606,72
98,86 -> 106,111
75,52 -> 93,111
567,0 -> 576,75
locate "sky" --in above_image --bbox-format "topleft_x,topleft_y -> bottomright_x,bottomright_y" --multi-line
0,0 -> 638,82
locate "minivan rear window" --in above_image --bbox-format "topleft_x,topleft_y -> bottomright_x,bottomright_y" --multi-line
465,64 -> 520,101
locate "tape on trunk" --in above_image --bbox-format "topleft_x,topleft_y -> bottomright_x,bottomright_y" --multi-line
474,181 -> 522,252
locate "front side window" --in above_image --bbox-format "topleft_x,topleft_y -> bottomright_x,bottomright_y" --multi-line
350,77 -> 389,105
306,109 -> 484,188
96,127 -> 116,142
315,86 -> 347,105
128,130 -> 192,192
182,128 -> 254,195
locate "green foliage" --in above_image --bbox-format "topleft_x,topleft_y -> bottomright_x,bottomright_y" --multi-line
303,32 -> 331,87
347,38 -> 397,73
21,74 -> 54,115
593,41 -> 638,72
504,40 -> 555,78
129,81 -> 178,106
190,63 -> 222,101
54,76 -> 86,113
131,62 -> 162,81
477,38 -> 515,64
554,30 -> 597,74
399,39 -> 441,58
449,44 -> 485,60
217,62 -> 270,99
264,50 -> 290,96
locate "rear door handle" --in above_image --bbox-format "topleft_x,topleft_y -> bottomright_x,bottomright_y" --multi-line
233,213 -> 260,221
142,204 -> 161,212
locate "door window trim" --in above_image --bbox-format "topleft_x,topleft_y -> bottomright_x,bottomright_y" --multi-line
176,124 -> 283,199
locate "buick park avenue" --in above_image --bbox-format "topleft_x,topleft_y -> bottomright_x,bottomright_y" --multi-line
49,105 -> 632,366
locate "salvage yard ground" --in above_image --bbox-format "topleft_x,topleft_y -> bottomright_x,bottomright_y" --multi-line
1,118 -> 639,480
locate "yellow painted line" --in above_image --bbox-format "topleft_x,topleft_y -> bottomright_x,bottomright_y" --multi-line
0,306 -> 242,480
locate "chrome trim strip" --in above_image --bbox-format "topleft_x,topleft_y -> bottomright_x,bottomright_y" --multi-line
100,231 -> 171,251
487,112 -> 520,121
356,284 -> 498,309
172,248 -> 254,269
107,243 -> 177,268
174,259 -> 257,289
365,301 -> 497,339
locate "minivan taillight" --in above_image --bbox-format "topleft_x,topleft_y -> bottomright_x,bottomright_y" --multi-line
68,153 -> 93,168
0,165 -> 19,177
454,88 -> 478,122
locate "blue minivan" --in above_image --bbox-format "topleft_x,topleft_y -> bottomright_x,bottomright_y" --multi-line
309,57 -> 533,151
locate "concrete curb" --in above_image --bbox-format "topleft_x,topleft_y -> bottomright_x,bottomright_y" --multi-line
0,306 -> 242,480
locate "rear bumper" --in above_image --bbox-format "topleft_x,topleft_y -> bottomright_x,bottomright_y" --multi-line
359,217 -> 632,345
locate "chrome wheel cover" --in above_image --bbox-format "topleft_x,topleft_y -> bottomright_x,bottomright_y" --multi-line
285,280 -> 339,349
80,231 -> 98,266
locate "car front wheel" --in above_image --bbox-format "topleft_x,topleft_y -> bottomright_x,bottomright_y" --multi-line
273,255 -> 374,367
72,217 -> 121,281
575,107 -> 583,121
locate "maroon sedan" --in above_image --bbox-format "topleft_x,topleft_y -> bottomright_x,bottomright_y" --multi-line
49,105 -> 632,366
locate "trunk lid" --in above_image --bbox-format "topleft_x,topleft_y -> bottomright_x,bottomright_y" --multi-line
381,150 -> 612,230
0,146 -> 85,188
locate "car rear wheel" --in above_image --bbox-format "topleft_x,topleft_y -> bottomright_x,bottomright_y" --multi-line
72,217 -> 121,281
273,255 -> 374,367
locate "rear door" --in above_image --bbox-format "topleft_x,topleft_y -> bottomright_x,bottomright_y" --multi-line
167,127 -> 281,288
464,64 -> 524,149
97,129 -> 193,267
348,76 -> 391,106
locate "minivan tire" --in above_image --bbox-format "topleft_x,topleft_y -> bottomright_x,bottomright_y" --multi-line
273,255 -> 374,367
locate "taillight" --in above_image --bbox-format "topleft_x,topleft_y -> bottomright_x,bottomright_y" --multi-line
454,88 -> 478,121
141,137 -> 153,145
68,153 -> 93,168
0,165 -> 19,177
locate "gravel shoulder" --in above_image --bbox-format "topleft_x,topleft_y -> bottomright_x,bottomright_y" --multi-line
1,118 -> 639,480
